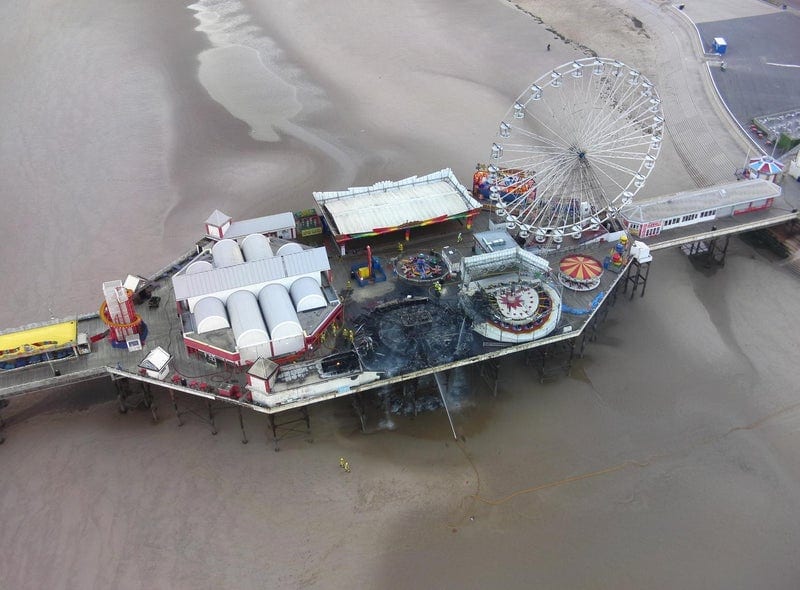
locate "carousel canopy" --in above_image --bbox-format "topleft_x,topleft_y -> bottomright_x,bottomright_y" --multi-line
559,254 -> 603,282
748,156 -> 784,175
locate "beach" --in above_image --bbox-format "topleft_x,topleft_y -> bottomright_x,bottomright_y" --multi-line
2,0 -> 800,587
0,0 -> 745,328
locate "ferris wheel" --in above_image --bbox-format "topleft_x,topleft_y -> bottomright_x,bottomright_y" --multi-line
486,57 -> 663,241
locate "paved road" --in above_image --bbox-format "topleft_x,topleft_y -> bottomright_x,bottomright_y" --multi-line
670,2 -> 800,159
700,12 -> 800,132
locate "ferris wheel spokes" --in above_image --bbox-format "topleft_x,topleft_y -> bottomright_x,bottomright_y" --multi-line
488,57 -> 662,239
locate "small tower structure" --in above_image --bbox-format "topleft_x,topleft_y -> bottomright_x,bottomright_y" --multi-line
100,280 -> 144,350
205,210 -> 232,239
247,357 -> 280,405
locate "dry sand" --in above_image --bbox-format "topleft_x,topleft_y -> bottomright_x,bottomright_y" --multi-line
2,0 -> 800,588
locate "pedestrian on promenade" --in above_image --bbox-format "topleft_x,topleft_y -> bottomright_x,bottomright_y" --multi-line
547,43 -> 551,51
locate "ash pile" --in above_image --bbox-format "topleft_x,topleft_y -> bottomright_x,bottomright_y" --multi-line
352,297 -> 473,376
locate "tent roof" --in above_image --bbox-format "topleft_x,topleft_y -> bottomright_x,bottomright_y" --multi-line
748,156 -> 785,174
559,255 -> 603,281
313,169 -> 480,239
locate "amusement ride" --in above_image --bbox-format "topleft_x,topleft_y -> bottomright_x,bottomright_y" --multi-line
485,57 -> 664,244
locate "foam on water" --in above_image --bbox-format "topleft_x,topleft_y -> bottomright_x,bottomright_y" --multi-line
198,45 -> 299,142
188,0 -> 356,183
189,0 -> 302,141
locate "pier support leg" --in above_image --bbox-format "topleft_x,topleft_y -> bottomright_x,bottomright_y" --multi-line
567,338 -> 576,376
710,235 -> 730,266
238,406 -> 248,444
207,400 -> 217,435
403,381 -> 418,416
114,378 -> 127,414
0,399 -> 7,444
114,378 -> 158,422
266,408 -> 311,452
609,278 -> 620,307
536,342 -> 574,383
597,300 -> 610,325
538,345 -> 550,384
588,315 -> 599,343
168,390 -> 218,434
579,329 -> 590,358
142,382 -> 158,423
117,378 -> 136,415
267,415 -> 278,451
170,391 -> 184,426
636,261 -> 650,298
479,359 -> 500,397
352,393 -> 368,432
624,259 -> 650,299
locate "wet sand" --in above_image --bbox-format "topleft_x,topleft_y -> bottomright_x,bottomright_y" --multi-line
2,0 -> 800,588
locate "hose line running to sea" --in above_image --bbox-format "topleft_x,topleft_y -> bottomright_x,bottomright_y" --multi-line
472,460 -> 645,506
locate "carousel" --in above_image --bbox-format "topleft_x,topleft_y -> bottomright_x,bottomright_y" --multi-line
459,248 -> 563,344
558,254 -> 604,291
393,251 -> 448,286
466,278 -> 562,344
746,155 -> 784,183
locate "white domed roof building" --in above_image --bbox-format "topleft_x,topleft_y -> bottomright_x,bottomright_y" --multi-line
185,260 -> 214,275
258,284 -> 304,357
290,276 -> 327,312
241,233 -> 273,262
193,296 -> 229,334
227,290 -> 271,363
172,211 -> 342,366
211,239 -> 244,268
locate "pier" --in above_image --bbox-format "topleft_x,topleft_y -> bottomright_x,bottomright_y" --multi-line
2,193 -> 796,446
